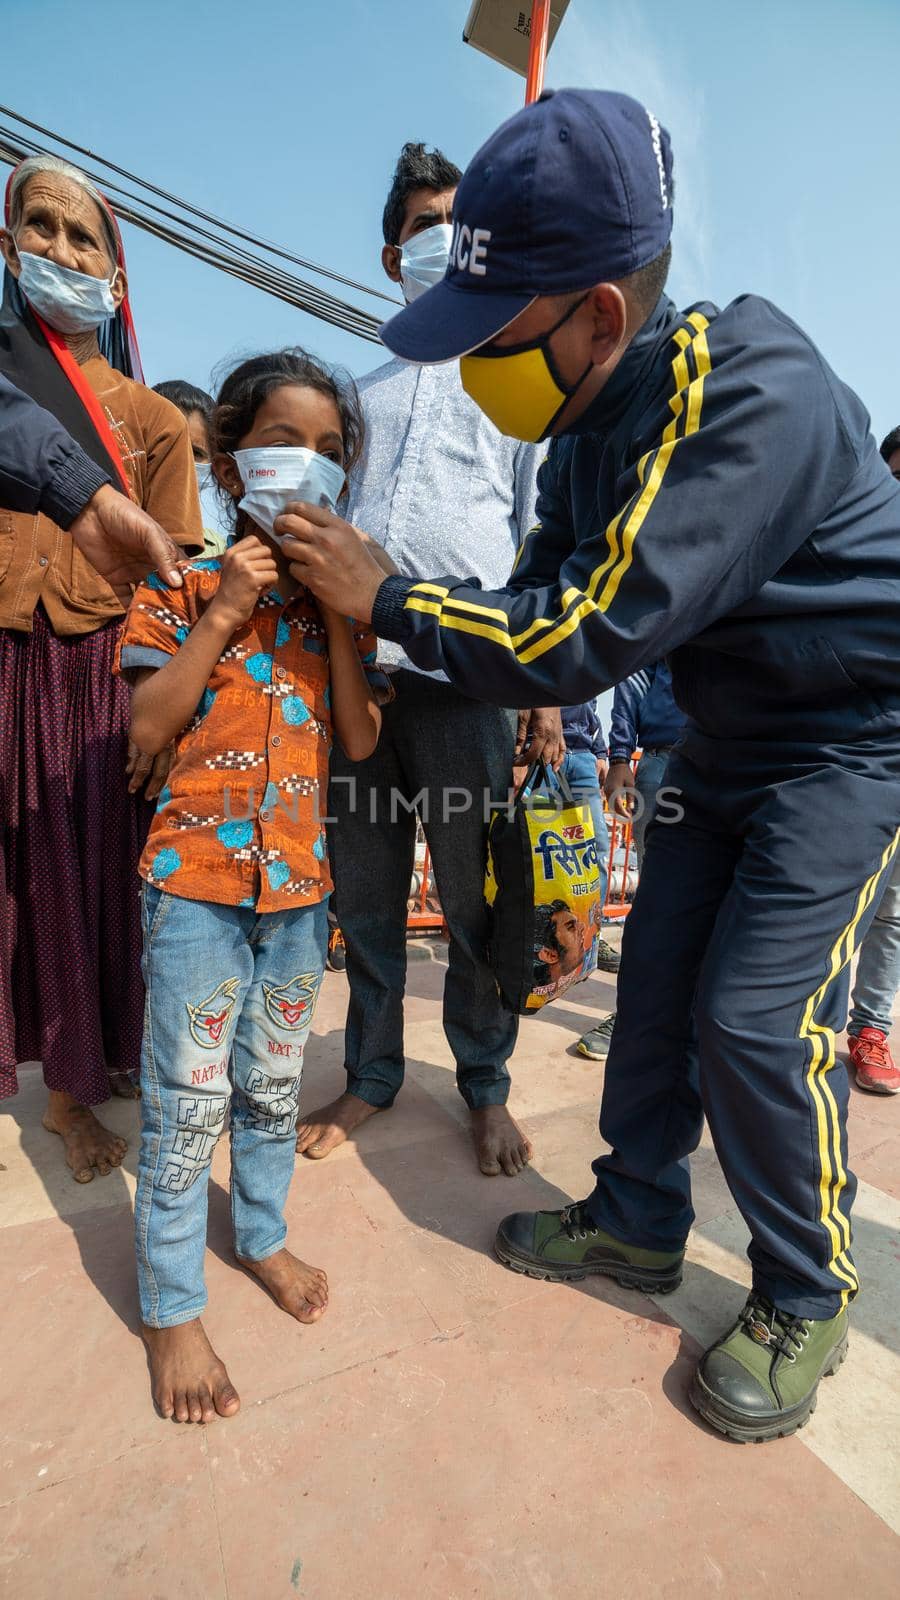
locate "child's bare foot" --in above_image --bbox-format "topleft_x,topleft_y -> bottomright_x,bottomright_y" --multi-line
471,1105 -> 533,1177
296,1092 -> 381,1159
142,1318 -> 240,1423
42,1089 -> 128,1183
236,1247 -> 329,1323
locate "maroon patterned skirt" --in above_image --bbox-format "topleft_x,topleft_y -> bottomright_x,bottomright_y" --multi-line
0,605 -> 151,1104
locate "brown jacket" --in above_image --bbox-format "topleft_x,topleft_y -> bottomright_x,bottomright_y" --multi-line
0,356 -> 203,635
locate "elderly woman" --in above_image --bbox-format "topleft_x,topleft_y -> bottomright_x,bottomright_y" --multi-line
0,155 -> 202,1180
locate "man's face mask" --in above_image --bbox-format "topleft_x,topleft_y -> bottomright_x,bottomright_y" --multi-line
399,223 -> 453,304
232,447 -> 345,545
459,294 -> 591,442
15,249 -> 117,335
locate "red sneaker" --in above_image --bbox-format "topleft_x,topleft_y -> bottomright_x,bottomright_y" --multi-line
848,1028 -> 900,1094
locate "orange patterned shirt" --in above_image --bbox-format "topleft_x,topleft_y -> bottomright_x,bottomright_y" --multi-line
115,555 -> 388,911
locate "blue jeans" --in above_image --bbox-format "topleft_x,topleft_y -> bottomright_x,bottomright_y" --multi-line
554,749 -> 610,907
849,849 -> 900,1035
135,886 -> 327,1328
632,750 -> 673,867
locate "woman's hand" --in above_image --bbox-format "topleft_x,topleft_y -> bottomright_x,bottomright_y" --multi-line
126,740 -> 173,800
70,484 -> 184,602
208,537 -> 280,630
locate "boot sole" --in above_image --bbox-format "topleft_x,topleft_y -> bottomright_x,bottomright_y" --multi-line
493,1232 -> 683,1294
688,1335 -> 848,1443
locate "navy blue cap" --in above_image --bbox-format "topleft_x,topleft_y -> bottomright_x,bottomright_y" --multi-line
380,88 -> 674,364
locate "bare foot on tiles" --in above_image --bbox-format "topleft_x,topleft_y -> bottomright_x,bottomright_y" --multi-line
143,1319 -> 240,1423
471,1105 -> 533,1177
237,1247 -> 329,1323
296,1091 -> 381,1159
42,1089 -> 128,1183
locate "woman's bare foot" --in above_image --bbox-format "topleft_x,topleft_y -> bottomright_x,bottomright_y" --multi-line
143,1318 -> 240,1422
471,1105 -> 533,1176
42,1089 -> 128,1183
236,1247 -> 329,1323
296,1092 -> 381,1159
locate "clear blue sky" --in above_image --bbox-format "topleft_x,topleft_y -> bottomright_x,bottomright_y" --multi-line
7,0 -> 900,439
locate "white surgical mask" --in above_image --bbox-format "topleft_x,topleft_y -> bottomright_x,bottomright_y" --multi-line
399,222 -> 453,304
16,249 -> 116,334
232,446 -> 345,544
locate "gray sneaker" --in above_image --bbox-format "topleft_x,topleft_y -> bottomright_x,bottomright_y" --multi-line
577,1012 -> 616,1059
596,938 -> 620,972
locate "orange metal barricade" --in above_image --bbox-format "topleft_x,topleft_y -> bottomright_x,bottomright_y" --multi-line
602,751 -> 641,920
407,840 -> 446,933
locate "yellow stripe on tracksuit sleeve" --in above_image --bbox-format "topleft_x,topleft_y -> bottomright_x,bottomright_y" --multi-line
402,313 -> 711,662
799,827 -> 900,1305
509,523 -> 543,576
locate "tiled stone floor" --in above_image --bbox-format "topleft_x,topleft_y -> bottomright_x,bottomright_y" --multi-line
1,936 -> 898,1598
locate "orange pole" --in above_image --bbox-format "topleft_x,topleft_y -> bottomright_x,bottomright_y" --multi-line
525,0 -> 552,103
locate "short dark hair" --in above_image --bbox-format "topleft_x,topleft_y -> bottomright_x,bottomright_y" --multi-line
382,142 -> 461,245
880,426 -> 900,463
621,242 -> 672,319
210,349 -> 364,529
153,379 -> 214,421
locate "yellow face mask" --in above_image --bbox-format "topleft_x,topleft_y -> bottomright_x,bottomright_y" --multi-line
459,293 -> 591,442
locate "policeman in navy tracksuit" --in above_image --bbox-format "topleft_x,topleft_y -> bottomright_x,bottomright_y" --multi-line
282,90 -> 900,1442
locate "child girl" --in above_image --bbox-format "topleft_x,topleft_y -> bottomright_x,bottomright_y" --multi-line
117,349 -> 388,1422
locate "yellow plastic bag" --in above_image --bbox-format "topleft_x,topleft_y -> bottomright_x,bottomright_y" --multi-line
485,760 -> 602,1014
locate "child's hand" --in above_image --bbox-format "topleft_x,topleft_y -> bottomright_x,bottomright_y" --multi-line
210,537 -> 280,629
126,739 -> 174,799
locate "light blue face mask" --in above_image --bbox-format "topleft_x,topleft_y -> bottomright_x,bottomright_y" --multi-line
195,462 -> 229,537
16,250 -> 116,335
399,222 -> 453,304
232,447 -> 346,544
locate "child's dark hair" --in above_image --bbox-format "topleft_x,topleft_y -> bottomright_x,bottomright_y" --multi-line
153,379 -> 214,421
212,349 -> 363,473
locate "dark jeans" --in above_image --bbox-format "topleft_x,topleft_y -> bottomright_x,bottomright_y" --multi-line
329,671 -> 518,1110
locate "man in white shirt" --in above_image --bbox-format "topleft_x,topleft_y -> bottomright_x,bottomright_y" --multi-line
296,143 -> 558,1175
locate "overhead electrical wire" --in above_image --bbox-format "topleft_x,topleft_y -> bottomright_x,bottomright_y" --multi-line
0,106 -> 401,345
0,104 -> 399,304
0,125 -> 385,343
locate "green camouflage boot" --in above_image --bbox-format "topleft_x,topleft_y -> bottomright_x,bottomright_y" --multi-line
690,1292 -> 849,1442
494,1201 -> 684,1292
